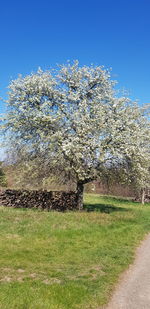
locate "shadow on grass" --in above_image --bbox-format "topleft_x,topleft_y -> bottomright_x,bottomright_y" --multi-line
83,203 -> 130,213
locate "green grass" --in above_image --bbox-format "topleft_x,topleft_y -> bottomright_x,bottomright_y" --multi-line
0,194 -> 150,309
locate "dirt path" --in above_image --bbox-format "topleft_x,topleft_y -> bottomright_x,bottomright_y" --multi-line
106,234 -> 150,309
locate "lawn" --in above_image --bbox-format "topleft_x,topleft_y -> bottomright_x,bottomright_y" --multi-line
0,194 -> 150,309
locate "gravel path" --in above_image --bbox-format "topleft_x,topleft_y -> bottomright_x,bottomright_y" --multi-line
106,234 -> 150,309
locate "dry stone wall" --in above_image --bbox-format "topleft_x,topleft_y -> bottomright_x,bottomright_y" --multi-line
0,189 -> 78,211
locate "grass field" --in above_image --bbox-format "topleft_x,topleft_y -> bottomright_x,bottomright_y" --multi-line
1,194 -> 150,309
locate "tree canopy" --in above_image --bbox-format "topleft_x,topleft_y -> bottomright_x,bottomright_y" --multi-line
1,61 -> 150,207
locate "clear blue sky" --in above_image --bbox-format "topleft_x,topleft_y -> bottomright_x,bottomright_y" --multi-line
0,0 -> 150,114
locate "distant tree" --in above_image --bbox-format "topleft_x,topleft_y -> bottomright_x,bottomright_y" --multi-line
99,155 -> 150,203
126,156 -> 150,204
1,61 -> 150,208
0,161 -> 7,187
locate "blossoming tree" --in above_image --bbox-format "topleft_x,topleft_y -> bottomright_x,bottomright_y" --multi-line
3,61 -> 150,208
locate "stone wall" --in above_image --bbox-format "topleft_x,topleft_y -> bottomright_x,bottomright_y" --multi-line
0,189 -> 78,211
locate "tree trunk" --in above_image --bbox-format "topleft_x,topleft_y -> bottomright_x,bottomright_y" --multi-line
141,188 -> 145,205
76,181 -> 84,210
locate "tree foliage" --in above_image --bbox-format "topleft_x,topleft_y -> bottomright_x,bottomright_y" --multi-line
1,61 -> 150,207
